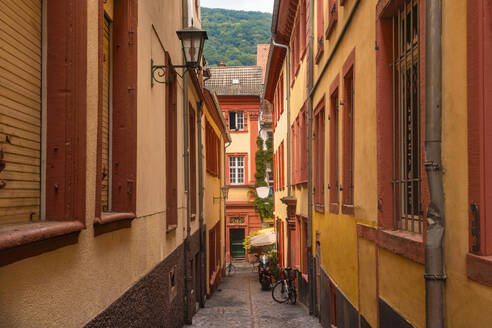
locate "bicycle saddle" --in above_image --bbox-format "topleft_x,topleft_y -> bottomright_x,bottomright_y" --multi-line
285,267 -> 292,271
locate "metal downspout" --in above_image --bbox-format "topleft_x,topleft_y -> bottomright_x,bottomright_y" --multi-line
271,40 -> 291,196
197,100 -> 205,308
307,0 -> 315,314
424,1 -> 445,327
182,0 -> 191,324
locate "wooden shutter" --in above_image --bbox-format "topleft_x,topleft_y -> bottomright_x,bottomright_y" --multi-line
101,17 -> 111,211
0,0 -> 42,224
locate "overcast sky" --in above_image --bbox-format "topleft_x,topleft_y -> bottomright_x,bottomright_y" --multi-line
201,0 -> 274,13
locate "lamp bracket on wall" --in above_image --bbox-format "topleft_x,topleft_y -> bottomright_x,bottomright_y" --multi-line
151,58 -> 190,87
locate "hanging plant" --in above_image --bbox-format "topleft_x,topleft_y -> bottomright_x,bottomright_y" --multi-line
251,136 -> 273,220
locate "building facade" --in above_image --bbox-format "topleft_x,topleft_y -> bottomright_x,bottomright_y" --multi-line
205,65 -> 263,261
0,0 -> 228,327
265,0 -> 492,327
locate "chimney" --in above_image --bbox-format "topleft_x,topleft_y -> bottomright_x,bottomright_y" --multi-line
218,61 -> 226,67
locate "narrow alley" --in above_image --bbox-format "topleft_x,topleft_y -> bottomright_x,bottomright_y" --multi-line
189,262 -> 321,328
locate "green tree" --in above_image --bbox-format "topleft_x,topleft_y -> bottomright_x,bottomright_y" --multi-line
201,7 -> 272,66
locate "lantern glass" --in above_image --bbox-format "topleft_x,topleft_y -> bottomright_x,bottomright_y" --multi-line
177,27 -> 208,67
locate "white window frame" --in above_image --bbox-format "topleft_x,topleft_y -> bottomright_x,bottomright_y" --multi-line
229,156 -> 245,185
228,111 -> 245,131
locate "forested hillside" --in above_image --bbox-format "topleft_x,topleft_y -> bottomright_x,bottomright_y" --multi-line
201,7 -> 272,66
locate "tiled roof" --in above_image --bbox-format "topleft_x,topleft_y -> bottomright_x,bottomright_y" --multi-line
205,66 -> 263,96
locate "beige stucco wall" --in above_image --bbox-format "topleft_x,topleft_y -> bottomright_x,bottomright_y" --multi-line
0,1 -> 195,327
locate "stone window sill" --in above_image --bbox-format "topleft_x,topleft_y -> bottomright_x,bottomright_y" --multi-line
467,253 -> 492,287
314,204 -> 325,213
166,224 -> 178,234
342,204 -> 354,216
94,212 -> 135,236
357,225 -> 424,264
0,221 -> 84,266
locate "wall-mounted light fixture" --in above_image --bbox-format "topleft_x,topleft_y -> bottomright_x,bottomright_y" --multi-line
214,186 -> 230,202
151,26 -> 208,87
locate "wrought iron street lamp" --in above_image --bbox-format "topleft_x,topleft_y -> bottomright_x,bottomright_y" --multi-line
151,26 -> 208,87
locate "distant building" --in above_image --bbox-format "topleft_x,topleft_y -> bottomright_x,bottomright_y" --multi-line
205,65 -> 263,261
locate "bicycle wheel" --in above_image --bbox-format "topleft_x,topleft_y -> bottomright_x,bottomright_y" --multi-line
227,264 -> 235,276
272,280 -> 289,303
288,288 -> 297,304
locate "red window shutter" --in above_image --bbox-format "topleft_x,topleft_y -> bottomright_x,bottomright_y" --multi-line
244,112 -> 248,131
329,91 -> 339,211
326,0 -> 338,39
300,0 -> 306,56
316,0 -> 324,45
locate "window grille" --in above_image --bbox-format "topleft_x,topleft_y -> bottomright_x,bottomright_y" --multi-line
392,0 -> 422,233
229,156 -> 245,184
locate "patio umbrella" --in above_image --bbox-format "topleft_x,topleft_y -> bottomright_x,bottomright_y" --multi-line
250,230 -> 276,247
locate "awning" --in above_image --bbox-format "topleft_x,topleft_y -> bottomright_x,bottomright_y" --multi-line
250,230 -> 276,247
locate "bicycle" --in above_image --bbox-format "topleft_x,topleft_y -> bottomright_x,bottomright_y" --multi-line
225,261 -> 236,276
271,267 -> 297,304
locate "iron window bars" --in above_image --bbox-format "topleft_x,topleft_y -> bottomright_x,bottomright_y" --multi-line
392,0 -> 422,233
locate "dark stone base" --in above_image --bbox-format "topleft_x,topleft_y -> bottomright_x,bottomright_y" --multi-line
86,230 -> 204,328
379,298 -> 414,328
297,272 -> 310,306
318,265 -> 363,328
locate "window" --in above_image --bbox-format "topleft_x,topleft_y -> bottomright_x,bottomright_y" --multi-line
228,112 -> 244,131
206,121 -> 220,177
166,55 -> 178,229
301,217 -> 308,274
190,104 -> 197,216
467,0 -> 492,256
300,105 -> 308,182
300,0 -> 307,55
325,0 -> 338,39
96,0 -> 138,219
342,64 -> 355,215
0,1 -> 87,225
314,100 -> 325,210
316,0 -> 324,62
291,123 -> 297,184
392,0 -> 422,233
101,15 -> 113,212
229,156 -> 245,185
329,89 -> 339,213
279,142 -> 285,189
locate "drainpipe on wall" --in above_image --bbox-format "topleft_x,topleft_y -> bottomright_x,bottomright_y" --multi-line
197,100 -> 206,308
307,0 -> 315,315
424,1 -> 445,327
271,40 -> 291,197
182,0 -> 191,324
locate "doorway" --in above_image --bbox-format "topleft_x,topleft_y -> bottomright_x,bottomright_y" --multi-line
230,228 -> 245,258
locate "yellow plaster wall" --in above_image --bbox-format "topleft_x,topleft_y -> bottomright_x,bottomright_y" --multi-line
311,0 -> 378,313
0,1 -> 191,327
203,105 -> 226,292
357,237 -> 377,328
313,211 -> 359,306
227,129 -> 252,185
442,1 -> 492,326
378,249 -> 425,328
312,0 -> 378,223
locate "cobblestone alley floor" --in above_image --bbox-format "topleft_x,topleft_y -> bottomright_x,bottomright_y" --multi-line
188,261 -> 322,328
